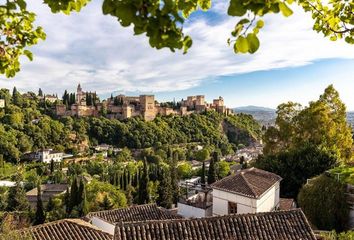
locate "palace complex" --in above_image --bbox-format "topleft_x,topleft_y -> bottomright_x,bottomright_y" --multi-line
55,84 -> 234,121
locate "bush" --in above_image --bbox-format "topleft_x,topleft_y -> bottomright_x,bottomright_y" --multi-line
298,174 -> 349,231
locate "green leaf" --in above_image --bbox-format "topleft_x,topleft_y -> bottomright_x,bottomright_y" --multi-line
23,50 -> 33,61
228,0 -> 247,16
17,0 -> 27,10
236,36 -> 249,53
246,33 -> 260,53
256,19 -> 264,29
279,2 -> 293,17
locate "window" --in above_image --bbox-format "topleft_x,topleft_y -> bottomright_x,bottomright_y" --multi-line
228,202 -> 237,214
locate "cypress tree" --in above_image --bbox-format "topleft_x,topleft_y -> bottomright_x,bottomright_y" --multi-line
64,186 -> 71,214
68,177 -> 78,213
158,168 -> 173,209
80,184 -> 89,216
77,178 -> 84,207
123,169 -> 127,190
6,173 -> 29,211
46,197 -> 55,212
208,158 -> 217,184
171,152 -> 179,203
38,88 -> 43,97
137,158 -> 149,204
240,156 -> 246,169
34,182 -> 46,225
50,159 -> 54,174
201,161 -> 206,184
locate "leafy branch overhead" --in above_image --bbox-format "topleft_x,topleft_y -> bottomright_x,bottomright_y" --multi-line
0,0 -> 353,78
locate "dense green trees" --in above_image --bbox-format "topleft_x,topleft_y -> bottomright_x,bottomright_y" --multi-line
0,90 -> 260,163
263,85 -> 352,163
298,174 -> 349,231
256,85 -> 352,197
255,144 -> 337,197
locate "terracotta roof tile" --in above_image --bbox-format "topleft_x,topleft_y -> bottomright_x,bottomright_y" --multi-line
86,204 -> 182,224
279,198 -> 296,211
211,167 -> 282,198
114,209 -> 316,240
24,219 -> 112,240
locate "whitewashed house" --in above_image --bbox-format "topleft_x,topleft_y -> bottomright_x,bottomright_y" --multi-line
211,167 -> 281,215
31,149 -> 73,163
176,167 -> 282,218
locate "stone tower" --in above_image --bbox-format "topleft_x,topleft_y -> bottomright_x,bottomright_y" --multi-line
76,83 -> 83,104
139,95 -> 156,121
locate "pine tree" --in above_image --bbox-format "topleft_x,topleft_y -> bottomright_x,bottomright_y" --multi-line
137,158 -> 149,204
158,168 -> 173,209
38,88 -> 43,97
34,182 -> 46,225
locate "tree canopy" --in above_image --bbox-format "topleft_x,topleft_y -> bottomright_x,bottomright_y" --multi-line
298,174 -> 349,231
1,0 -> 353,77
263,85 -> 353,164
255,85 -> 352,197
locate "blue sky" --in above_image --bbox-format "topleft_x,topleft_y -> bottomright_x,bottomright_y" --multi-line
0,1 -> 354,109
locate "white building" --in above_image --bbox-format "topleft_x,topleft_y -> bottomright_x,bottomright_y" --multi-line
34,149 -> 73,163
177,167 -> 282,219
211,167 -> 281,215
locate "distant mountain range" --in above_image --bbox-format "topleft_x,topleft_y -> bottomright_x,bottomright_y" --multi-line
234,106 -> 276,112
234,106 -> 354,127
233,106 -> 276,126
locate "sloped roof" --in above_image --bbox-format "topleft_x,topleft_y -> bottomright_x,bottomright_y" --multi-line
279,198 -> 296,211
114,209 -> 316,240
24,219 -> 112,240
211,167 -> 282,198
86,204 -> 182,224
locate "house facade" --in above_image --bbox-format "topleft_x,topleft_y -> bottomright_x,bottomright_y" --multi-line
177,167 -> 282,219
211,168 -> 282,216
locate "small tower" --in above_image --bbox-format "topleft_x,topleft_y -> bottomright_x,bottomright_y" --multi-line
76,83 -> 83,104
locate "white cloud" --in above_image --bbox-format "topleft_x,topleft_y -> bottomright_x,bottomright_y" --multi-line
0,0 -> 353,96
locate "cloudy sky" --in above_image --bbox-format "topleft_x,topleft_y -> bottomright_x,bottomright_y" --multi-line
1,0 -> 354,109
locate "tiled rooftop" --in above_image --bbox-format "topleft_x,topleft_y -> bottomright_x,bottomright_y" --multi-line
24,219 -> 112,240
86,203 -> 182,224
211,167 -> 282,198
114,209 -> 316,240
279,198 -> 296,211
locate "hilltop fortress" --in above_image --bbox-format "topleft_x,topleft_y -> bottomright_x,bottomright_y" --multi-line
55,84 -> 234,121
